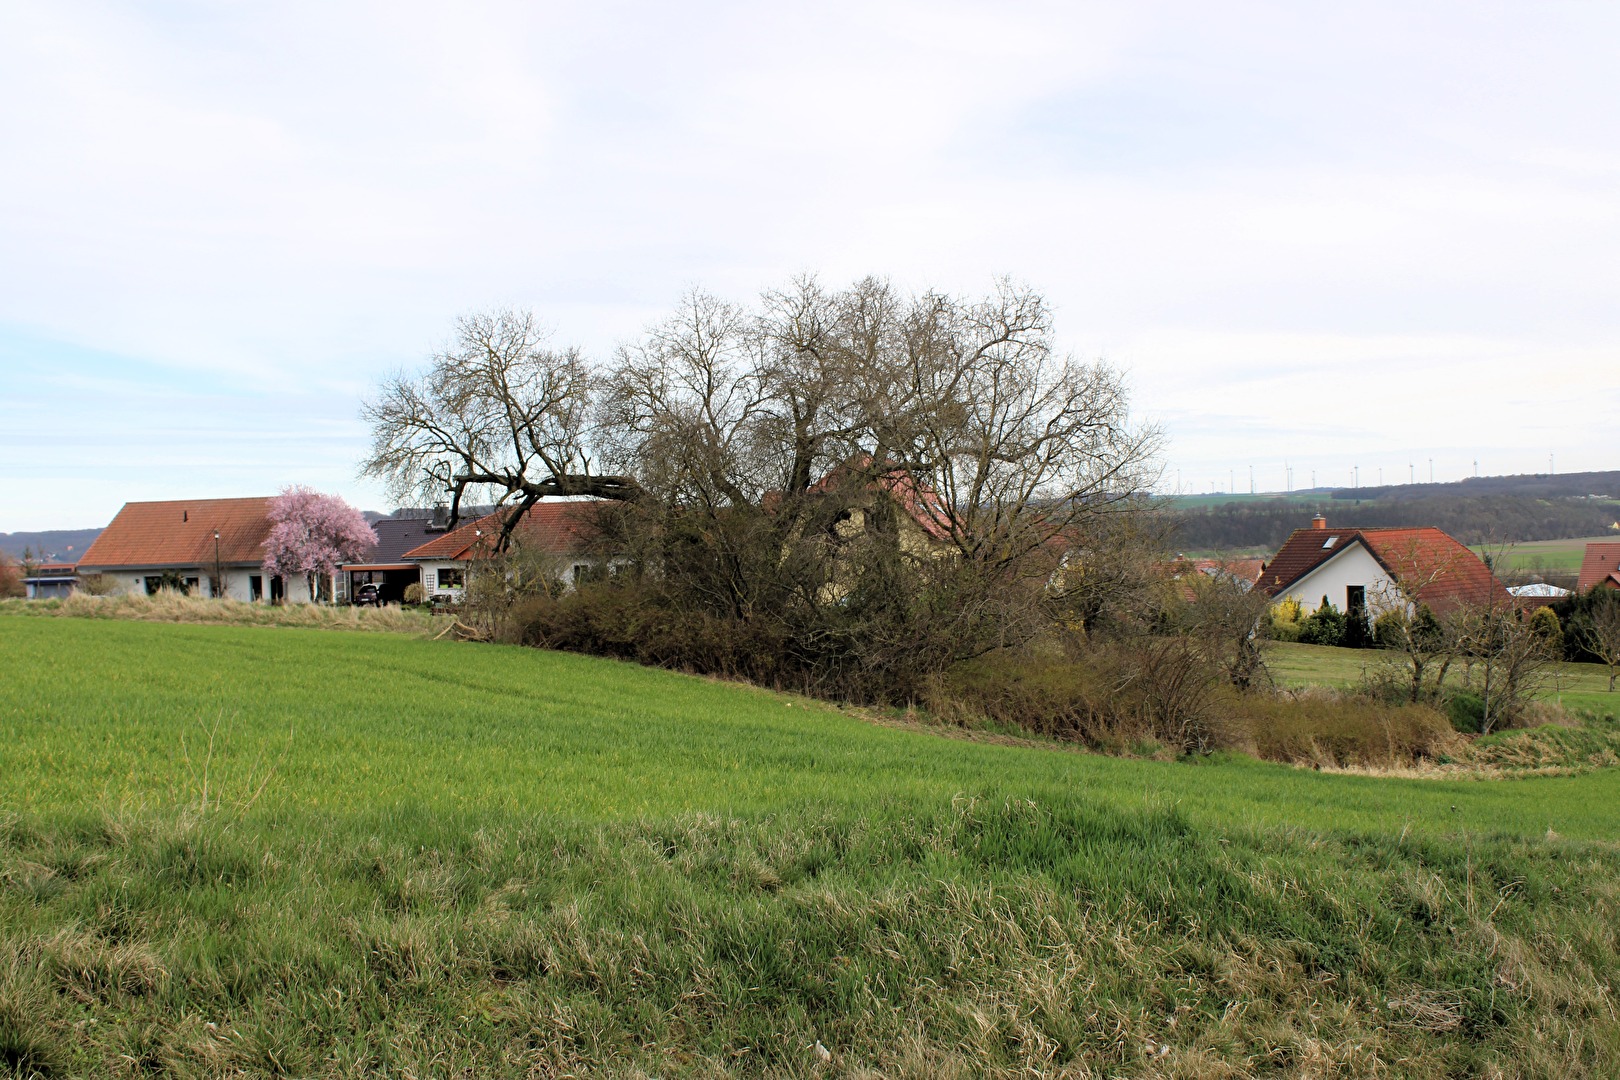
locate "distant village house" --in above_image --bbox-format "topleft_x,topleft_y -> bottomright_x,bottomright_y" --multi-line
1256,515 -> 1505,622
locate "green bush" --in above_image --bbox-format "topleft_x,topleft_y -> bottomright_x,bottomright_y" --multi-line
1372,610 -> 1405,648
1297,598 -> 1347,647
1529,605 -> 1563,656
1268,619 -> 1301,644
1447,691 -> 1485,734
402,582 -> 425,606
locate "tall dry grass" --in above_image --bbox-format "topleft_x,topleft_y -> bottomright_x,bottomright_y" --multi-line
0,590 -> 434,633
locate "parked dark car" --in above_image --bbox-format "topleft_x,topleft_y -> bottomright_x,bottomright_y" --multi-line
353,582 -> 382,607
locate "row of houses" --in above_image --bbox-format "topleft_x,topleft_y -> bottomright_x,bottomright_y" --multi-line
25,496 -> 609,603
24,492 -> 1620,617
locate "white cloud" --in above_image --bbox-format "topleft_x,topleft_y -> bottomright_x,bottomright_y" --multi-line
1,0 -> 1617,528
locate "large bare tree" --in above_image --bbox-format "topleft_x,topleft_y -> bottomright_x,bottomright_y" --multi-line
600,276 -> 1159,552
360,310 -> 637,549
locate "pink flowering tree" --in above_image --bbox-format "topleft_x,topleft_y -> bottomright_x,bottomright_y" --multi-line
261,486 -> 378,603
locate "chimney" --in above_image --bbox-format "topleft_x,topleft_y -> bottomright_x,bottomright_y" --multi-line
1310,514 -> 1327,530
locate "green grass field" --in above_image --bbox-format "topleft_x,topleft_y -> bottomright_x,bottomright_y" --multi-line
3,616 -> 1619,1076
1472,535 -> 1615,572
1268,640 -> 1619,717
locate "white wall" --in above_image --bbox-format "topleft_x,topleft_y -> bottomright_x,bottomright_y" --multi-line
419,560 -> 466,599
415,555 -> 620,599
104,566 -> 324,603
1278,541 -> 1401,616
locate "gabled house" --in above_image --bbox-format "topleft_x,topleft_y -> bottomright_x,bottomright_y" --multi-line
76,497 -> 323,603
1256,515 -> 1505,623
400,498 -> 613,601
1576,541 -> 1620,592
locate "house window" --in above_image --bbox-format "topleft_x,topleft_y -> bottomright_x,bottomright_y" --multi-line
250,575 -> 263,602
1322,536 -> 1339,549
436,567 -> 465,590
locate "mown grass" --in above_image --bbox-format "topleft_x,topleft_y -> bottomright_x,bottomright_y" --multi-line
3,616 -> 1620,1076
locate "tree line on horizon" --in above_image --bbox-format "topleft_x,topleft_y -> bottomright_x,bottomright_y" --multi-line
1170,495 -> 1619,552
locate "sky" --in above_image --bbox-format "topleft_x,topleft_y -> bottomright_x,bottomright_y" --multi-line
2,0 -> 1617,531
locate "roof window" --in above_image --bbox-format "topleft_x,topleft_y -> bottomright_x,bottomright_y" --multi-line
1322,536 -> 1339,549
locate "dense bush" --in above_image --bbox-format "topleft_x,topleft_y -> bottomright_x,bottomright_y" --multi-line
1446,691 -> 1487,734
505,585 -> 792,689
1528,606 -> 1563,656
1297,597 -> 1347,647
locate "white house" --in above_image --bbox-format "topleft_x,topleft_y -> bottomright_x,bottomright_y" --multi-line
76,497 -> 330,603
1256,515 -> 1505,621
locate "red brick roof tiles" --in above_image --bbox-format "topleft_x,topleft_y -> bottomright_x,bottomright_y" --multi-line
1577,541 -> 1620,592
77,498 -> 277,570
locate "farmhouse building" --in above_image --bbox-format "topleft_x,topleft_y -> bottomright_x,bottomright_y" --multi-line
1576,541 -> 1620,592
400,497 -> 614,601
1256,516 -> 1504,621
340,516 -> 445,605
76,497 -> 325,603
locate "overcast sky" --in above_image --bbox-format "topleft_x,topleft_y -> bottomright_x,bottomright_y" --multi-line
3,1 -> 1617,531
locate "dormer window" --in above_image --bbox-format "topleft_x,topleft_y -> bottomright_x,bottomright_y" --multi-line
1322,536 -> 1339,549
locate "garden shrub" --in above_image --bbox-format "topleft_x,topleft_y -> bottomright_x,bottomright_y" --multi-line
1297,597 -> 1347,647
1529,606 -> 1563,656
1447,691 -> 1485,734
1372,610 -> 1405,648
402,583 -> 425,606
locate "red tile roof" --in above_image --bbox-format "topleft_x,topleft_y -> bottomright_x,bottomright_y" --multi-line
400,500 -> 609,561
78,498 -> 276,570
1577,541 -> 1620,592
809,457 -> 955,542
1257,524 -> 1505,613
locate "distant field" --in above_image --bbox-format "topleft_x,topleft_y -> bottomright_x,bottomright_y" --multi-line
1164,491 -> 1329,510
1473,534 -> 1615,572
1268,640 -> 1618,716
2,617 -> 1618,1076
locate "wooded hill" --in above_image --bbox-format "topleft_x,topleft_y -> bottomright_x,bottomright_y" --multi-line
1169,476 -> 1620,552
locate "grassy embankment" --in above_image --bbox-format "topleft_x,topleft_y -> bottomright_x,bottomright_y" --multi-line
3,616 -> 1619,1076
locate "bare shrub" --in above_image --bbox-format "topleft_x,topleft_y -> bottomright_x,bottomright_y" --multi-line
0,557 -> 24,599
76,572 -> 118,596
1233,692 -> 1460,768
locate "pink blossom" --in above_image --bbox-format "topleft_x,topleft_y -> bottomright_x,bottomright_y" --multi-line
261,486 -> 377,598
